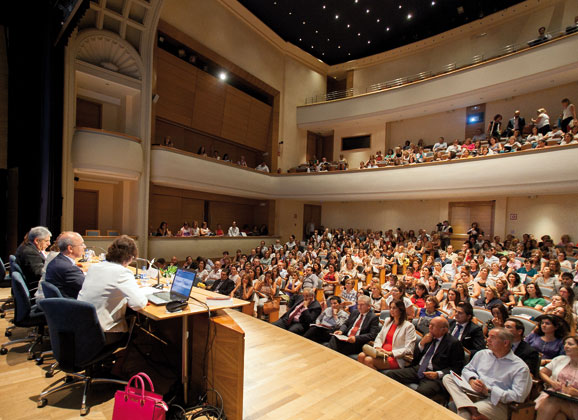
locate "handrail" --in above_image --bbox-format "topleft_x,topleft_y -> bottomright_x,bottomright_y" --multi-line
75,126 -> 142,143
303,26 -> 577,105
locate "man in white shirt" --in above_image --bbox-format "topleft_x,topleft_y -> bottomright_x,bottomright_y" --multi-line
285,235 -> 297,249
255,161 -> 270,172
227,221 -> 240,237
433,137 -> 447,152
442,328 -> 532,420
485,248 -> 500,265
205,261 -> 222,287
272,239 -> 283,252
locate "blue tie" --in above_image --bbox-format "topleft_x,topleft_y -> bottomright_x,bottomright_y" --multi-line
418,339 -> 438,379
453,324 -> 463,338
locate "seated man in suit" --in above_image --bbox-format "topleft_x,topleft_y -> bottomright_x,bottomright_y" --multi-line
328,295 -> 380,355
442,328 -> 532,420
273,288 -> 321,335
15,226 -> 52,290
504,318 -> 541,378
449,302 -> 486,357
209,269 -> 235,296
386,316 -> 464,403
45,232 -> 86,299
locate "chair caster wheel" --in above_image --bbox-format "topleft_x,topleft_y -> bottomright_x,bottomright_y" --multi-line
4,330 -> 11,337
36,357 -> 44,365
37,398 -> 47,408
45,371 -> 54,378
0,347 -> 7,355
64,375 -> 75,383
0,313 -> 5,318
80,406 -> 89,416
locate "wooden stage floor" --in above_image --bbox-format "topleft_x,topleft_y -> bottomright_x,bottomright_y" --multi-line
0,287 -> 460,419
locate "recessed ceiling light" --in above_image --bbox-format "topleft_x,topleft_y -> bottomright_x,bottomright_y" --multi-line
299,38 -> 302,41
302,21 -> 306,24
219,72 -> 227,81
335,14 -> 339,19
366,9 -> 370,13
357,32 -> 361,36
347,24 -> 351,28
289,11 -> 292,15
398,5 -> 402,9
386,27 -> 390,31
338,45 -> 341,48
377,19 -> 380,23
322,5 -> 326,9
407,13 -> 412,19
431,1 -> 436,5
348,53 -> 351,55
311,45 -> 314,48
327,38 -> 330,41
355,0 -> 358,3
367,40 -> 371,44
315,30 -> 319,33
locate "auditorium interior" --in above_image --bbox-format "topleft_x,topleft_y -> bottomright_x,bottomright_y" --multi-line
1,0 -> 578,419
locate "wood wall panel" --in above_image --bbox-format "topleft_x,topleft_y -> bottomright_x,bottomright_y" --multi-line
208,202 -> 255,233
221,85 -> 251,144
156,49 -> 197,127
247,98 -> 271,152
192,71 -> 226,136
182,198 -> 205,224
149,194 -> 182,234
155,119 -> 186,148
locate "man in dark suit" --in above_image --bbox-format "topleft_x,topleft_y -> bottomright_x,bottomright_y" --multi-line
209,269 -> 235,296
449,302 -> 486,356
504,110 -> 526,137
15,226 -> 52,290
273,288 -> 321,335
386,317 -> 464,402
328,295 -> 380,355
45,232 -> 86,299
505,318 -> 541,378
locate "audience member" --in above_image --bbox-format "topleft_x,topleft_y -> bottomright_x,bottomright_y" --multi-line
504,318 -> 541,378
442,328 -> 532,420
228,221 -> 240,237
303,296 -> 349,343
15,226 -> 52,290
273,288 -> 321,335
449,302 -> 486,356
524,314 -> 568,364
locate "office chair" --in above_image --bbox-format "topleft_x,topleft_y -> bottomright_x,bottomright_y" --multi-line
0,272 -> 46,359
36,281 -> 64,376
41,281 -> 63,299
0,257 -> 13,318
37,298 -> 129,416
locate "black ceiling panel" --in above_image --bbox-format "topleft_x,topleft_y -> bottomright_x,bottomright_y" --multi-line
238,0 -> 525,65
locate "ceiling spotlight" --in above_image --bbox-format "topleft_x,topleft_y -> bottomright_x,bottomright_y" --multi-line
327,38 -> 330,41
218,72 -> 227,81
299,38 -> 302,41
335,14 -> 339,19
357,32 -> 361,36
407,13 -> 412,19
376,19 -> 380,22
398,5 -> 402,9
289,11 -> 292,15
367,40 -> 371,44
311,45 -> 314,48
431,1 -> 436,5
366,9 -> 370,13
338,45 -> 341,48
322,5 -> 326,9
315,30 -> 319,33
347,24 -> 351,28
302,21 -> 306,24
355,0 -> 358,3
386,27 -> 390,31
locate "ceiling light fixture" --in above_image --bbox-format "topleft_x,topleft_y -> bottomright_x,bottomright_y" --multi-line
335,14 -> 339,19
218,72 -> 227,81
407,13 -> 412,20
366,9 -> 370,13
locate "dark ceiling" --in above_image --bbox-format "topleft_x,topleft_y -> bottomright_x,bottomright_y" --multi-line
237,0 -> 525,65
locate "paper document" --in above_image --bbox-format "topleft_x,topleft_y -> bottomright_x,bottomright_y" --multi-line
331,333 -> 349,341
450,371 -> 477,394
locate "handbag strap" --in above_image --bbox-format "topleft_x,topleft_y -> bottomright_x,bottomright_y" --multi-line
135,372 -> 155,393
126,374 -> 146,398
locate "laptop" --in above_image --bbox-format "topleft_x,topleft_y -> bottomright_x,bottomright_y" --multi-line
148,268 -> 198,305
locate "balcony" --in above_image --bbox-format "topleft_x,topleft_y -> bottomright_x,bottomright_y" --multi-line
72,127 -> 144,179
296,32 -> 578,129
150,144 -> 578,201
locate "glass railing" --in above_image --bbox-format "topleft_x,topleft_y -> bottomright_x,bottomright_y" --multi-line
303,26 -> 577,105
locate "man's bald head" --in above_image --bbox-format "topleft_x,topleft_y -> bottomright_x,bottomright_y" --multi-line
429,316 -> 449,338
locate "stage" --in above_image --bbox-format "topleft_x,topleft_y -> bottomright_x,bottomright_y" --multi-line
0,285 -> 460,419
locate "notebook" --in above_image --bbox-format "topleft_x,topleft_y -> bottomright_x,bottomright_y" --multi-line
147,268 -> 198,305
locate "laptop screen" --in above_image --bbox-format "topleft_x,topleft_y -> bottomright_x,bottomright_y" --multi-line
170,269 -> 197,298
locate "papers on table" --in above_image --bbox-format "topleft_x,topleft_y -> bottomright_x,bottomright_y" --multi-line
206,296 -> 234,305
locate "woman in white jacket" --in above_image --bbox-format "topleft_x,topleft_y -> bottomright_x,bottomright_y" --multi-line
357,299 -> 417,370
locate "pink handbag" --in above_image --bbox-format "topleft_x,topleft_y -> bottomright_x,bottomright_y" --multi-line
112,372 -> 168,420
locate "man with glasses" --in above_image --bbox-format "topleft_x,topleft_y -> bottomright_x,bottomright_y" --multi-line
45,232 -> 87,299
328,295 -> 379,355
15,226 -> 52,290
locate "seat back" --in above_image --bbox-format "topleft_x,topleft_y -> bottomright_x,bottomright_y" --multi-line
511,306 -> 543,320
11,272 -> 32,324
42,281 -> 63,299
0,257 -> 6,281
10,260 -> 24,278
540,287 -> 555,297
473,308 -> 493,324
38,298 -> 105,372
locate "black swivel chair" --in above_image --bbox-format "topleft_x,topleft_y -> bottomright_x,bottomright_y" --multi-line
0,272 -> 46,358
36,281 -> 64,376
0,257 -> 13,318
37,298 -> 129,416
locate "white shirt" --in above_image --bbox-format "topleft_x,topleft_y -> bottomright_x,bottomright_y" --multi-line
255,163 -> 270,172
228,226 -> 240,237
78,261 -> 147,333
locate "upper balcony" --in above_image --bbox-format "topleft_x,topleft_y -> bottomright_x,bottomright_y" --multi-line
72,127 -> 144,180
297,31 -> 578,130
150,144 -> 578,201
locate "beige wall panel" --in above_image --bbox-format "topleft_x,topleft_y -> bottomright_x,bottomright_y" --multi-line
221,85 -> 251,144
209,201 -> 255,231
182,198 -> 205,224
192,71 -> 226,136
149,193 -> 182,233
246,98 -> 271,152
156,49 -> 197,127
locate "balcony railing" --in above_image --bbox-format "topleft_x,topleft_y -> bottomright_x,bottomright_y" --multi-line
303,26 -> 578,105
